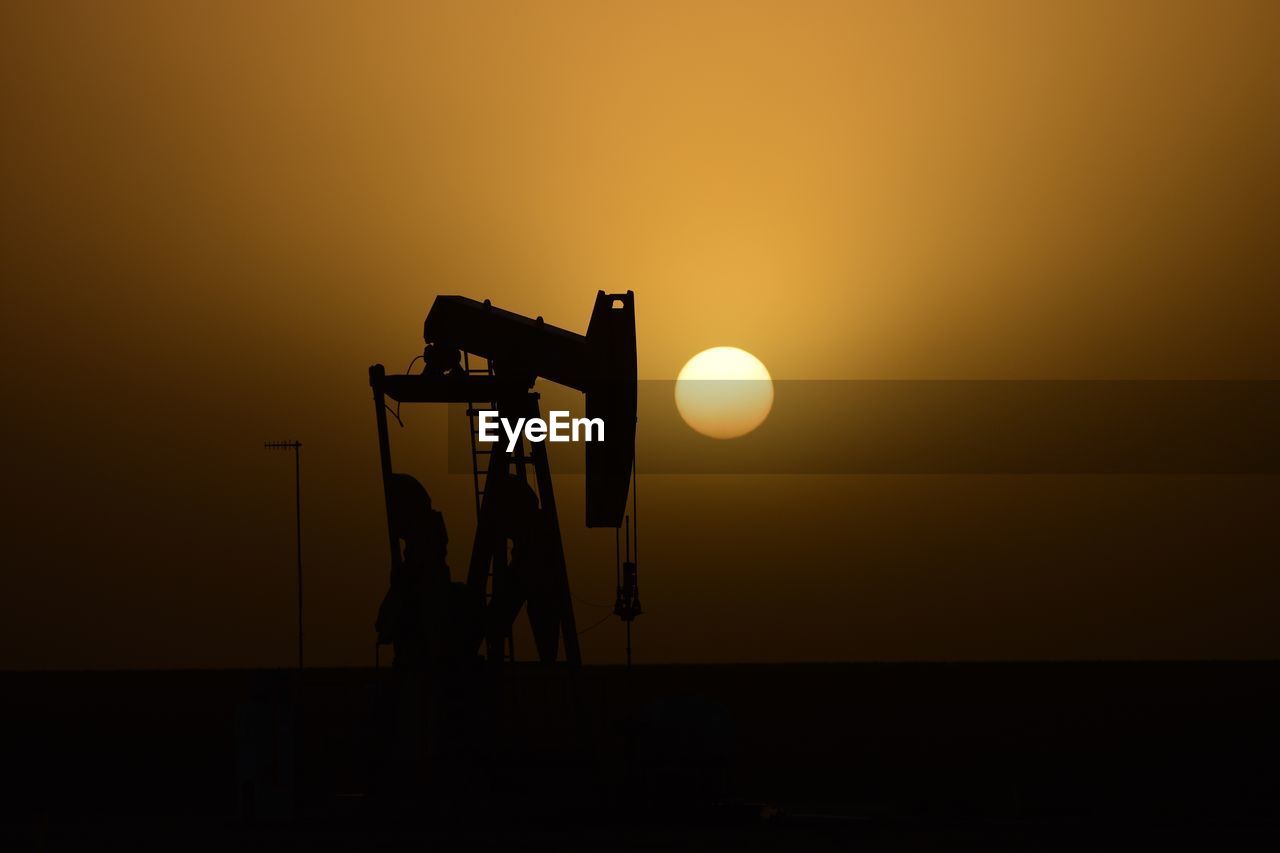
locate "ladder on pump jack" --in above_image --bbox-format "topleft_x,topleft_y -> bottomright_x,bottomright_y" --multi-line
462,351 -> 518,661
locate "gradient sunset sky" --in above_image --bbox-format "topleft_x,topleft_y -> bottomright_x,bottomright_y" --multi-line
3,1 -> 1278,669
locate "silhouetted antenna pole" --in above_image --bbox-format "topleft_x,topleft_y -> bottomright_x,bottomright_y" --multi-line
264,440 -> 304,670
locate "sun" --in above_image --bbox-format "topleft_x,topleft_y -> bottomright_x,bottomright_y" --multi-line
675,347 -> 774,439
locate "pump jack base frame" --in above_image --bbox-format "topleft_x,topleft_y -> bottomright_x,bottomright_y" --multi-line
369,366 -> 581,666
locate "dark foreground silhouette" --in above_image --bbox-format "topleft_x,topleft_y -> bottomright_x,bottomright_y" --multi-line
3,662 -> 1279,850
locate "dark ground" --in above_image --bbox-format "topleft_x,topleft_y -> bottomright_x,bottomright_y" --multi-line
3,662 -> 1278,850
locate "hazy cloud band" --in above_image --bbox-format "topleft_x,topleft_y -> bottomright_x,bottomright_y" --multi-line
444,380 -> 1280,475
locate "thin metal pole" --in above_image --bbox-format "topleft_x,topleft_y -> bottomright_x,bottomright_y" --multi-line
265,439 -> 305,671
294,443 -> 303,671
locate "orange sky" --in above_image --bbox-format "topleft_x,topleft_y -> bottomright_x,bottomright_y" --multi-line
2,1 -> 1278,668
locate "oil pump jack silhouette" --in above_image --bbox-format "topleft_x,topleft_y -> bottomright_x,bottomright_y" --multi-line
369,292 -> 639,668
